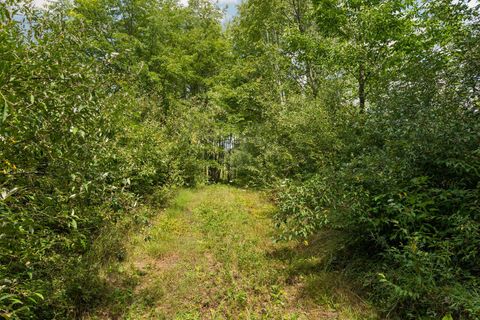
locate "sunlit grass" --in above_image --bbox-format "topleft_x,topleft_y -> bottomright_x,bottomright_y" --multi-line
84,185 -> 377,319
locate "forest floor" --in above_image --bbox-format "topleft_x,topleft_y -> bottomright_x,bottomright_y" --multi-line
85,185 -> 377,320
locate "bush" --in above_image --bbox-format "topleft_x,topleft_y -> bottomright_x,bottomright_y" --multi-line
0,1 -> 225,317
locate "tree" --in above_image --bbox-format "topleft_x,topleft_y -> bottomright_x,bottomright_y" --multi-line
312,0 -> 413,111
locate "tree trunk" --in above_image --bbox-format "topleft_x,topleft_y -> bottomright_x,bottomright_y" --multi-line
358,63 -> 366,112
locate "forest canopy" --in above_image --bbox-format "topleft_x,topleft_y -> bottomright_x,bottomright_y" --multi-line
1,0 -> 479,319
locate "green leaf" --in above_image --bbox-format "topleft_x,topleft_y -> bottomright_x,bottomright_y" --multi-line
0,294 -> 17,302
33,293 -> 44,301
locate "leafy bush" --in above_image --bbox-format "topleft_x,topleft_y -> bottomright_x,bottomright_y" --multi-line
228,0 -> 480,317
0,0 -> 227,318
273,104 -> 480,318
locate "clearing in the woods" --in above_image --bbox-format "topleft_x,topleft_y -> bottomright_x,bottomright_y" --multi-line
85,185 -> 377,319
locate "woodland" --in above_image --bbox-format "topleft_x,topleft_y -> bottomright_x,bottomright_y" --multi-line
1,0 -> 479,319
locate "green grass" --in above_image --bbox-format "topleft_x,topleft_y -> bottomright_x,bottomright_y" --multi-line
84,185 -> 377,319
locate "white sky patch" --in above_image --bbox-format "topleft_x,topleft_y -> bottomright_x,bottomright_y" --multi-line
468,0 -> 479,7
179,0 -> 239,6
173,0 -> 242,24
33,0 -> 50,7
33,0 -> 240,7
453,0 -> 480,7
32,0 -> 241,24
33,0 -> 475,8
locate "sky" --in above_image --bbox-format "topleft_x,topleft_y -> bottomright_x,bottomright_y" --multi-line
30,0 -> 479,24
214,0 -> 241,24
33,0 -> 242,23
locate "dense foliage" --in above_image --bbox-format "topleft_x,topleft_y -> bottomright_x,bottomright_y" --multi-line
224,0 -> 480,318
1,0 -> 228,318
1,0 -> 479,318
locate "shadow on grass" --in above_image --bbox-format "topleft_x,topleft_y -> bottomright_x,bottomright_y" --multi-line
66,206 -> 161,320
267,230 -> 377,317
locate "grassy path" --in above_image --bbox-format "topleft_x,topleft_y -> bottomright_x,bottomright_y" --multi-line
86,186 -> 376,320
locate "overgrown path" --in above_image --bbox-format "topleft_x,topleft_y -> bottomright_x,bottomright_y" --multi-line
86,186 -> 376,320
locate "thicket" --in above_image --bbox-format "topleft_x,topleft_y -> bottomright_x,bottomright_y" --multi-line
2,0 -> 480,319
223,0 -> 480,318
0,0 -> 228,318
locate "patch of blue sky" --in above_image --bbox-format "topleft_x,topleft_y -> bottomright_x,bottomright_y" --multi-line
217,0 -> 241,24
179,0 -> 241,23
34,0 -> 242,23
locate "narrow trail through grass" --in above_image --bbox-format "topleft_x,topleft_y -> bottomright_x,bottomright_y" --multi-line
86,186 -> 376,320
